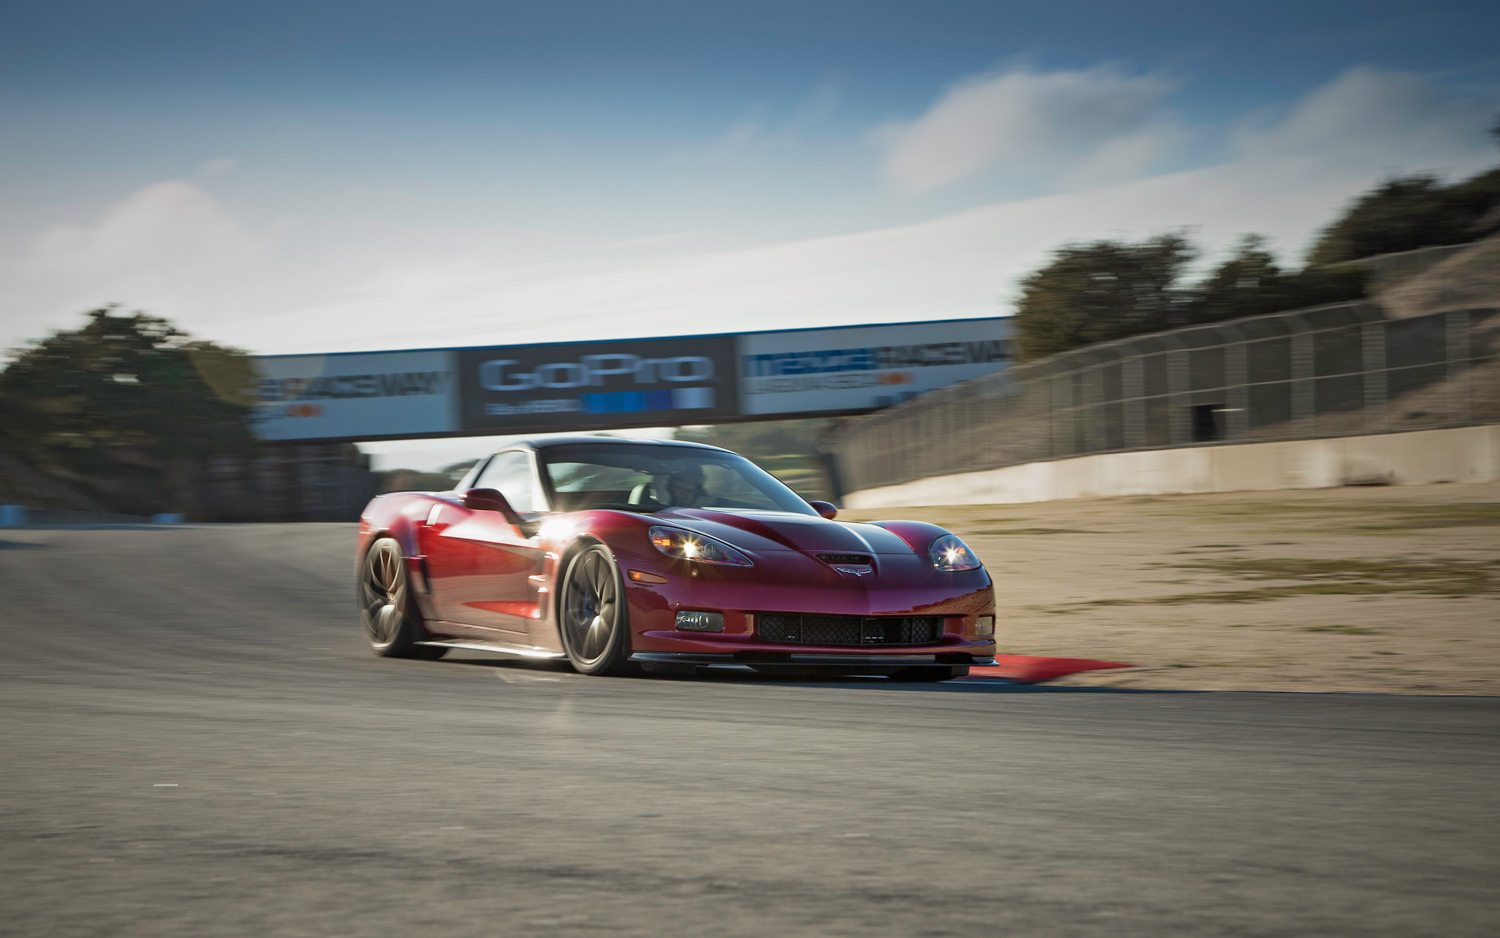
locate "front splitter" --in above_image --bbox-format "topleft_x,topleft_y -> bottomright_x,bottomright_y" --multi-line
631,652 -> 995,672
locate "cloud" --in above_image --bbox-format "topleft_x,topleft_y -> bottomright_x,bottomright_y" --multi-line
876,64 -> 1181,193
234,167 -> 1339,354
685,77 -> 843,165
30,181 -> 265,278
236,67 -> 1498,357
4,180 -> 293,347
4,68 -> 1494,363
1233,66 -> 1495,173
1057,124 -> 1188,190
195,157 -> 239,179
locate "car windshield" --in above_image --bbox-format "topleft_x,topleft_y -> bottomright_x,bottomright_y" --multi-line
537,443 -> 817,516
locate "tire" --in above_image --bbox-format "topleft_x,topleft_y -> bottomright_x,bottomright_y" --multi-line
358,537 -> 446,660
558,543 -> 636,676
888,666 -> 968,682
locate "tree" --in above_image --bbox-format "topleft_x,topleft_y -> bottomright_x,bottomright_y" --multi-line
1192,235 -> 1365,325
440,459 -> 478,483
674,418 -> 835,499
376,460 -> 478,495
1307,175 -> 1476,266
1013,234 -> 1196,361
1011,232 -> 1371,362
1190,235 -> 1288,324
1448,166 -> 1500,237
0,307 -> 257,514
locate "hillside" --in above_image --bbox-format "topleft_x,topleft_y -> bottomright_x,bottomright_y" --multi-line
1376,235 -> 1500,318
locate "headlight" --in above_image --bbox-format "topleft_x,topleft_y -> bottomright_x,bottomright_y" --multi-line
648,526 -> 754,567
928,533 -> 981,571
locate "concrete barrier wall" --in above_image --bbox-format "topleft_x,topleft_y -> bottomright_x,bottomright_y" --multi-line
843,425 -> 1500,508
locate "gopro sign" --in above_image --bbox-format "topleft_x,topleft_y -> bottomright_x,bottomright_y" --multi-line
478,354 -> 715,391
457,336 -> 739,432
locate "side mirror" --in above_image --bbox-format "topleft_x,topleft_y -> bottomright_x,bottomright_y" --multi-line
462,488 -> 524,526
808,500 -> 838,520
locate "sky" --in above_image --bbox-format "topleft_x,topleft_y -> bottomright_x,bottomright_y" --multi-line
2,1 -> 1497,468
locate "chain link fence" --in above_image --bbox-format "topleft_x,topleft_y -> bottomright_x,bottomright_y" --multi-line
826,302 -> 1500,494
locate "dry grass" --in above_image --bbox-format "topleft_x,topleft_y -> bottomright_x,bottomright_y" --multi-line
845,481 -> 1500,694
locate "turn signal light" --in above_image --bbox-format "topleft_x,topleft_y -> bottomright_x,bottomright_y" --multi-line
976,615 -> 995,637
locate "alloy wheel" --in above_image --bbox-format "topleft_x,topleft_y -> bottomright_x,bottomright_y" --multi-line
360,540 -> 406,647
563,548 -> 620,665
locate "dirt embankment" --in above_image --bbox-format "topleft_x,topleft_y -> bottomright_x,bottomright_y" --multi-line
847,481 -> 1500,695
1377,235 -> 1500,318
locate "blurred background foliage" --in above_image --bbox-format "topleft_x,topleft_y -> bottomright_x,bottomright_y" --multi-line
375,461 -> 477,494
1014,153 -> 1499,363
675,419 -> 836,501
0,307 -> 257,515
1307,168 -> 1500,266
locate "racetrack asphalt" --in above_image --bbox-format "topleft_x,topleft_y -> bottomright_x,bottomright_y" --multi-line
2,524 -> 1497,936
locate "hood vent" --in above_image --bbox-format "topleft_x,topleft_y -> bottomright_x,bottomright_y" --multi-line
817,553 -> 873,566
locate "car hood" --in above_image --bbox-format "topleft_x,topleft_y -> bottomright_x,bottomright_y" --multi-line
652,508 -> 915,555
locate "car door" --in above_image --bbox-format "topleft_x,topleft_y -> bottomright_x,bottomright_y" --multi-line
421,450 -> 547,645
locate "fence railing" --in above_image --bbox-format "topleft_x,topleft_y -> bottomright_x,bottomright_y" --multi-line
826,303 -> 1499,494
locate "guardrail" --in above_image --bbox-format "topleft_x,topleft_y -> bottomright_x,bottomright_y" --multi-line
826,303 -> 1499,495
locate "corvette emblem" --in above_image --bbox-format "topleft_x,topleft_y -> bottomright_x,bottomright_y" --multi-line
832,565 -> 873,577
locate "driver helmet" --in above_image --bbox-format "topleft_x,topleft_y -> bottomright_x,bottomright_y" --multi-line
664,464 -> 707,506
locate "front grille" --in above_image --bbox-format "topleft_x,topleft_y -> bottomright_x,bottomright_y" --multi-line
756,613 -> 944,646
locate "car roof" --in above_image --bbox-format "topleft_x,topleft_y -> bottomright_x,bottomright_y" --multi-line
504,435 -> 730,455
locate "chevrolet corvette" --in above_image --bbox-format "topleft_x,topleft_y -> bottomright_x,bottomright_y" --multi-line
357,437 -> 995,679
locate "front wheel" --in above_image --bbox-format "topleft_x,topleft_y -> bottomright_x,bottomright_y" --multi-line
559,544 -> 635,675
358,537 -> 446,659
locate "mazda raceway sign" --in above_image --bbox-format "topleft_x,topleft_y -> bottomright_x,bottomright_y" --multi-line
250,317 -> 1012,443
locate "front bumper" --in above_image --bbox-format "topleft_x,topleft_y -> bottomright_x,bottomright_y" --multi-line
631,651 -> 995,673
635,626 -> 996,658
612,542 -> 997,661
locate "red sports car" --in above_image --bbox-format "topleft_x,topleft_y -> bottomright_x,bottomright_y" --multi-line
357,437 -> 995,679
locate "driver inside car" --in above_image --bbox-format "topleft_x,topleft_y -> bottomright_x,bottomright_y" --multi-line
662,464 -> 708,508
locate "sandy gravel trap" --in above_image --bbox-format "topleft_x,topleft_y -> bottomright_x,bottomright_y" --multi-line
848,481 -> 1500,695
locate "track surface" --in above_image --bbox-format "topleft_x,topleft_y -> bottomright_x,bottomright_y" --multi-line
2,525 -> 1497,936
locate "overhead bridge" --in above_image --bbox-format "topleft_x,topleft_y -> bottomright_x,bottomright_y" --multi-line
249,317 -> 1012,445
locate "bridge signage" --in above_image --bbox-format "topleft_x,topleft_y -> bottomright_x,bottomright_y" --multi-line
738,319 -> 1011,415
251,350 -> 459,441
249,317 -> 1009,442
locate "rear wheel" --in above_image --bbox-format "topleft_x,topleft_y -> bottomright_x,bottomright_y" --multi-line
358,537 -> 446,660
559,544 -> 635,675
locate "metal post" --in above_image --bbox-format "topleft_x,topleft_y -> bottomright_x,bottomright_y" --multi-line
1087,366 -> 1105,453
1123,356 -> 1145,449
1167,342 -> 1188,445
1291,328 -> 1315,434
1224,328 -> 1248,440
1446,310 -> 1472,425
1361,321 -> 1388,435
1053,373 -> 1072,457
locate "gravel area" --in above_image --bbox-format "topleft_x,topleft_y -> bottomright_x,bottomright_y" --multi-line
848,481 -> 1500,694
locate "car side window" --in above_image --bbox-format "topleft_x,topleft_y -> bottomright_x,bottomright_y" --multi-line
473,451 -> 539,514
